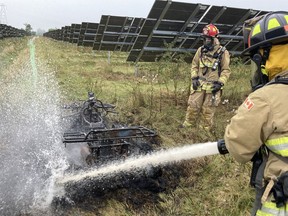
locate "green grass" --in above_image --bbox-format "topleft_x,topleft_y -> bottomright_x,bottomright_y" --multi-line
1,36 -> 255,215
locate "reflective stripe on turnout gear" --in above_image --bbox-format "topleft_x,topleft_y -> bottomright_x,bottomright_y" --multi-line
256,201 -> 288,215
199,60 -> 214,68
265,137 -> 288,157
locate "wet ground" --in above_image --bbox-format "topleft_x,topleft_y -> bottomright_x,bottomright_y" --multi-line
51,163 -> 185,215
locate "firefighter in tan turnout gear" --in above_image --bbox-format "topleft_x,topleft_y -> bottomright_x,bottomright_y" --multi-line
182,24 -> 231,130
224,11 -> 288,215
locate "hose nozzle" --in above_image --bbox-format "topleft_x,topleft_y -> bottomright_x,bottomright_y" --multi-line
217,139 -> 229,155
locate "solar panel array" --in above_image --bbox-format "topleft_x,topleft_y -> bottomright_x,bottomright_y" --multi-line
43,0 -> 269,63
128,1 -> 268,62
0,24 -> 27,39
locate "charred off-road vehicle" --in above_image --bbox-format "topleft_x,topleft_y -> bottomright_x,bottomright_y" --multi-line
54,93 -> 182,210
62,92 -> 159,166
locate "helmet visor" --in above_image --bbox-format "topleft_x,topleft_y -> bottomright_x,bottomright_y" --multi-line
250,59 -> 261,89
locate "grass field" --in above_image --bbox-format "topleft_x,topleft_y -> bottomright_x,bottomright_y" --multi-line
1,36 -> 254,215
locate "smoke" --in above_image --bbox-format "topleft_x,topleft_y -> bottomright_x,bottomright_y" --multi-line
0,61 -> 69,215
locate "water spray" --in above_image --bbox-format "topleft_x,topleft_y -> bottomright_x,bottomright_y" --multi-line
28,38 -> 38,87
56,140 -> 228,185
0,37 -> 69,215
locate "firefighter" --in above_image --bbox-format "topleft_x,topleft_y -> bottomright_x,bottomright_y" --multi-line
182,24 -> 231,131
224,11 -> 288,215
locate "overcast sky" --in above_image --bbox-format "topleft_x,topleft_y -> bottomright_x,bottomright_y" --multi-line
1,0 -> 287,32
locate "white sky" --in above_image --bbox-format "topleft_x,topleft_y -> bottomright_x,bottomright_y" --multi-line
1,0 -> 287,32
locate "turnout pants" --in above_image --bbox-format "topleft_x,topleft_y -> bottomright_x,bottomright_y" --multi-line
183,90 -> 221,129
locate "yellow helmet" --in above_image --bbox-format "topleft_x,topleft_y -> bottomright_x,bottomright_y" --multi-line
242,11 -> 288,55
242,11 -> 288,91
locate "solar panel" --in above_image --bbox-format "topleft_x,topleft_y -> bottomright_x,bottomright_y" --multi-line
62,26 -> 71,42
127,0 -> 269,63
93,15 -> 145,52
78,22 -> 99,47
69,23 -> 81,44
60,27 -> 65,40
77,22 -> 86,46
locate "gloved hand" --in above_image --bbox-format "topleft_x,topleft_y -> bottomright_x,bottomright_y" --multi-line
192,77 -> 200,90
212,81 -> 223,94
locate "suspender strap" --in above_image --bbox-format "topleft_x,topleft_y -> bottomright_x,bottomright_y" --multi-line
251,154 -> 268,216
200,46 -> 225,76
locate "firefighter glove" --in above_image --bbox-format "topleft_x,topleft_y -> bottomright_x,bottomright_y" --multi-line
212,81 -> 223,94
192,77 -> 200,90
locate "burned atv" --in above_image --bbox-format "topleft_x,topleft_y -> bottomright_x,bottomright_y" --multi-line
62,92 -> 159,166
53,93 -> 183,212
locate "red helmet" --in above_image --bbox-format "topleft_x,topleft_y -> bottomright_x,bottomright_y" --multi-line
202,24 -> 219,37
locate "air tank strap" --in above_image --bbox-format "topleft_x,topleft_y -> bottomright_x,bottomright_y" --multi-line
267,75 -> 288,85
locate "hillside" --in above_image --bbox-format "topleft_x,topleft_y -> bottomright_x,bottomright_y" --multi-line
0,36 -> 254,216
